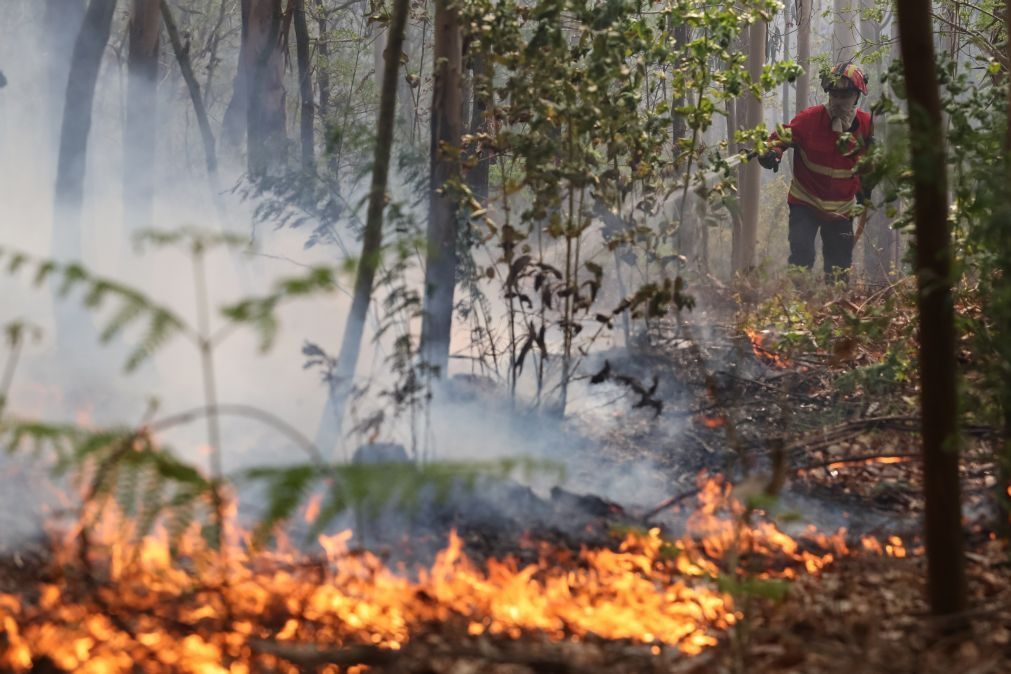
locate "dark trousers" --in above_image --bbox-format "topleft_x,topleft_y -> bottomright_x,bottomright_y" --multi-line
788,204 -> 853,280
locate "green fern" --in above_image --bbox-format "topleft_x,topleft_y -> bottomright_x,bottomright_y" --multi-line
219,266 -> 337,351
0,247 -> 193,371
1,417 -> 214,545
133,227 -> 248,255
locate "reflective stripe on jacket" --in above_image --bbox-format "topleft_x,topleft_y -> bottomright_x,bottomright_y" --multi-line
767,105 -> 873,220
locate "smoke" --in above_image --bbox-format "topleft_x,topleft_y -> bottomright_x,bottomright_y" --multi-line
0,2 -> 715,557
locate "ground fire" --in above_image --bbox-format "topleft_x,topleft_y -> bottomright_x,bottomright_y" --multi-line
744,329 -> 792,369
0,477 -> 909,673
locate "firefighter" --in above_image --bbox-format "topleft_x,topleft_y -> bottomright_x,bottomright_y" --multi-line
758,62 -> 874,281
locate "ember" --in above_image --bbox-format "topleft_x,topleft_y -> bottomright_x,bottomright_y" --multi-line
0,478 -> 909,672
696,414 -> 727,429
827,456 -> 912,471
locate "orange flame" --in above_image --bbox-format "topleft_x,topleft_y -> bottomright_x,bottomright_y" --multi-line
0,478 -> 914,672
744,329 -> 791,368
827,456 -> 912,471
303,493 -> 322,524
697,415 -> 727,429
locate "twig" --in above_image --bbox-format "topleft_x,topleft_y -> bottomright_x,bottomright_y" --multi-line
792,451 -> 920,473
160,0 -> 228,223
250,639 -> 400,669
640,487 -> 703,521
251,638 -> 614,674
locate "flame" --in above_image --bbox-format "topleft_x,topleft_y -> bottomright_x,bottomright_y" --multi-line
826,456 -> 912,471
0,477 -> 912,672
744,329 -> 791,368
303,493 -> 322,524
860,534 -> 907,558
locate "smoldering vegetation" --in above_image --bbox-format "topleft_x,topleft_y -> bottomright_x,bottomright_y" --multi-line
0,1 -> 711,556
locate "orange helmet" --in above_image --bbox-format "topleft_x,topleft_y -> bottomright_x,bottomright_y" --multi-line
821,62 -> 868,96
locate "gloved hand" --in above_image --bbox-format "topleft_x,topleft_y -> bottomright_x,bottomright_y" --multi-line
757,152 -> 780,172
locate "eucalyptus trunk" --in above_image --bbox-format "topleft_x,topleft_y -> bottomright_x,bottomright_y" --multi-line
466,55 -> 491,204
420,0 -> 463,377
43,0 -> 86,156
294,0 -> 315,170
314,0 -> 412,455
895,0 -> 967,618
832,0 -> 857,62
795,0 -> 811,115
53,0 -> 118,262
124,0 -> 161,232
246,0 -> 286,178
860,0 -> 893,282
781,7 -> 790,124
726,97 -> 745,270
734,19 -> 765,274
223,0 -> 287,178
316,0 -> 337,175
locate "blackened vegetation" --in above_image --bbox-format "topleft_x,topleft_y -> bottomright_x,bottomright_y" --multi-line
590,360 -> 663,417
338,442 -> 635,565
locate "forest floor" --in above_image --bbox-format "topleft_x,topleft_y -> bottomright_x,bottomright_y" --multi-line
1,275 -> 1009,673
660,276 -> 1010,672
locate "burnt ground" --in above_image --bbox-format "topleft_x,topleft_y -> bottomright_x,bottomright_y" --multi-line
1,285 -> 1009,673
577,304 -> 1002,541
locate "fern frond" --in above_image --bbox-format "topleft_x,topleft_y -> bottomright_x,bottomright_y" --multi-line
124,309 -> 188,372
219,266 -> 336,351
0,249 -> 193,367
136,463 -> 166,538
244,465 -> 319,546
57,263 -> 88,296
134,227 -> 249,255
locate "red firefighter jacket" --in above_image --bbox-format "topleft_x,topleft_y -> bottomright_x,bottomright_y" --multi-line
766,104 -> 874,220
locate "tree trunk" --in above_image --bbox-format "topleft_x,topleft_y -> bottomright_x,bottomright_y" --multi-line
43,0 -> 86,157
294,0 -> 315,171
223,0 -> 287,177
223,0 -> 253,147
832,0 -> 857,62
316,0 -> 337,175
246,0 -> 286,178
1000,2 -> 1011,538
397,20 -> 420,131
734,19 -> 765,274
466,55 -> 491,204
782,7 -> 791,124
1005,3 -> 1010,158
672,23 -> 690,144
53,0 -> 118,262
419,0 -> 463,376
795,0 -> 811,115
860,0 -> 893,282
895,0 -> 968,617
313,0 -> 412,455
373,15 -> 387,86
124,0 -> 161,232
726,96 -> 744,271
160,0 -> 226,218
